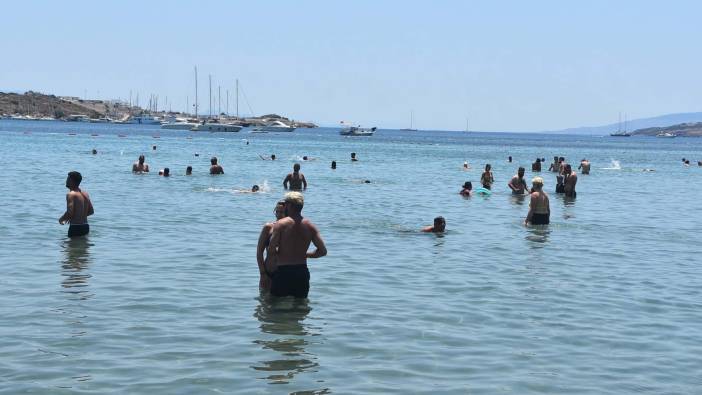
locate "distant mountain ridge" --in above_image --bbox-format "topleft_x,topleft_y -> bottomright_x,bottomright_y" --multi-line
545,112 -> 702,135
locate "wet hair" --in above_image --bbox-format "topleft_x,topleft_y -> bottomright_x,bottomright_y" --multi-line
518,166 -> 525,173
293,163 -> 301,171
271,154 -> 276,160
698,161 -> 702,166
163,168 -> 170,176
252,185 -> 260,192
152,145 -> 157,150
331,160 -> 337,169
284,191 -> 304,210
138,155 -> 145,162
485,164 -> 491,171
303,156 -> 308,160
559,157 -> 565,162
210,157 -> 218,165
434,216 -> 446,224
536,158 -> 541,162
685,160 -> 690,165
67,171 -> 82,186
508,156 -> 512,161
186,166 -> 192,174
541,158 -> 545,162
92,149 -> 97,155
351,152 -> 356,157
462,181 -> 472,189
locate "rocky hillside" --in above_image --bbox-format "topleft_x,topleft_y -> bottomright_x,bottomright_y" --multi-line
632,122 -> 702,137
0,91 -> 104,119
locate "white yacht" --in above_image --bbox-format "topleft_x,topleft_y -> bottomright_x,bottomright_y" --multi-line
252,120 -> 296,133
121,115 -> 162,125
161,118 -> 199,130
191,121 -> 242,132
656,132 -> 676,138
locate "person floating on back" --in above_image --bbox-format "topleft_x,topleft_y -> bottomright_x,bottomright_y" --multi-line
508,167 -> 529,195
460,181 -> 473,197
58,171 -> 94,238
132,155 -> 149,173
480,164 -> 494,190
283,163 -> 307,190
210,157 -> 224,175
422,216 -> 446,233
525,177 -> 550,226
266,192 -> 327,298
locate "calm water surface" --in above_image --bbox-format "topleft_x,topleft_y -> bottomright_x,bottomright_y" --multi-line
1,120 -> 701,394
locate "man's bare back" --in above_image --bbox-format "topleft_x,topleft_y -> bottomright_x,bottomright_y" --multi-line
269,216 -> 325,267
61,190 -> 93,225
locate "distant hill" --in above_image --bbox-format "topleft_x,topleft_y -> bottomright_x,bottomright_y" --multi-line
632,122 -> 702,137
0,91 -> 104,119
546,112 -> 702,135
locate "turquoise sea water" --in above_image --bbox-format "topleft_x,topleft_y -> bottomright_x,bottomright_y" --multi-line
1,120 -> 701,394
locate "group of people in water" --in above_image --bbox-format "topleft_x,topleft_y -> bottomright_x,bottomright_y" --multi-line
453,156 -> 585,229
60,147 -> 596,297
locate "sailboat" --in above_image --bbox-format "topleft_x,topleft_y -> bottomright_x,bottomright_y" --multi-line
610,112 -> 631,136
400,111 -> 418,131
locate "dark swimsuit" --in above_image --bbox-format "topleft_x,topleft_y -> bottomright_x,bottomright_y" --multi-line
68,224 -> 89,238
270,264 -> 310,298
531,213 -> 549,225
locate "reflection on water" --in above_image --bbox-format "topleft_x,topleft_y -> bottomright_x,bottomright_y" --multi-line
252,295 -> 325,391
61,237 -> 93,298
525,225 -> 551,247
509,193 -> 528,206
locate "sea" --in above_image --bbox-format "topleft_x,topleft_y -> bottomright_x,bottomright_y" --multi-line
1,119 -> 701,394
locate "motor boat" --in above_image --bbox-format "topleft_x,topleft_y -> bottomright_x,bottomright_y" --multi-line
340,126 -> 376,136
252,120 -> 296,132
656,132 -> 676,138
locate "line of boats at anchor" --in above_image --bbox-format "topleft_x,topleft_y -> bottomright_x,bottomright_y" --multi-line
160,118 -> 378,135
608,112 -> 677,138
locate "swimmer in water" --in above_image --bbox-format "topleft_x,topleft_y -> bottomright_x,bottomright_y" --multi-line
684,160 -> 691,167
58,171 -> 94,238
422,216 -> 446,233
460,181 -> 473,197
152,145 -> 157,150
92,149 -> 97,155
331,161 -> 337,169
186,166 -> 192,175
532,158 -> 541,172
578,158 -> 591,175
351,152 -> 358,162
525,176 -> 550,225
209,157 -> 224,174
256,200 -> 286,290
563,164 -> 577,198
283,163 -> 307,191
252,184 -> 260,192
480,164 -> 494,190
698,161 -> 702,167
508,167 -> 529,195
463,161 -> 471,170
548,156 -> 559,172
508,156 -> 512,163
132,155 -> 150,173
158,168 -> 170,177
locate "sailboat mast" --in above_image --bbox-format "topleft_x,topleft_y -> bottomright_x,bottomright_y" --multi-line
194,66 -> 198,120
208,75 -> 212,119
410,110 -> 413,129
236,79 -> 239,119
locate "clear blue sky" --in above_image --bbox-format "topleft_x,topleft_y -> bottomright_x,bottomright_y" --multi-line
2,0 -> 701,131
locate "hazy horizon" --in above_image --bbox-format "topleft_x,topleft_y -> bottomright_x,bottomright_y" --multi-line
2,0 -> 701,131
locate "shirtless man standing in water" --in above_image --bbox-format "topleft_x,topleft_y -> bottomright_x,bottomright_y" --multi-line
283,163 -> 307,190
508,167 -> 529,195
132,155 -> 149,173
267,192 -> 327,298
58,171 -> 94,237
563,164 -> 578,198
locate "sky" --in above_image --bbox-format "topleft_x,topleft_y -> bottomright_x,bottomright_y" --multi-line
2,0 -> 701,131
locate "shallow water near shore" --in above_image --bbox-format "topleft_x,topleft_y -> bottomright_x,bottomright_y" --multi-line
1,120 -> 702,394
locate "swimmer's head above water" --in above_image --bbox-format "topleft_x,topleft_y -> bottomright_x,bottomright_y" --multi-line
433,216 -> 446,233
66,171 -> 82,188
252,184 -> 260,192
462,181 -> 472,190
186,166 -> 192,175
